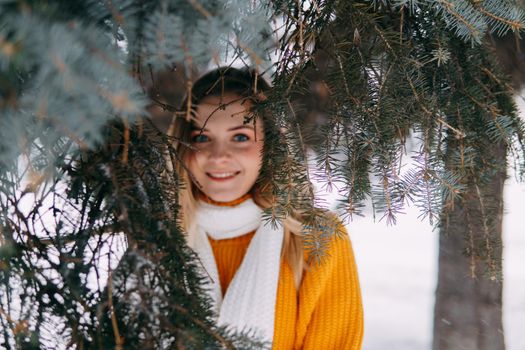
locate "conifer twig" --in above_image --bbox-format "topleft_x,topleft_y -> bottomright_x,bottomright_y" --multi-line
122,119 -> 129,164
437,0 -> 482,40
187,0 -> 212,18
478,6 -> 524,32
107,273 -> 124,349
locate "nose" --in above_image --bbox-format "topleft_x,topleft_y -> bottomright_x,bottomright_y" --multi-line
207,140 -> 230,161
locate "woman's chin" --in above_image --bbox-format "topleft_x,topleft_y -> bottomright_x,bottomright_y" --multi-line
203,190 -> 247,203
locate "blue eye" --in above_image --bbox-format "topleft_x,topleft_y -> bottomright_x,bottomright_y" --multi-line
191,134 -> 209,143
232,134 -> 250,142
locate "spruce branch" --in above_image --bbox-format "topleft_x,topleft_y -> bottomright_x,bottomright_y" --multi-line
478,6 -> 524,32
437,0 -> 486,42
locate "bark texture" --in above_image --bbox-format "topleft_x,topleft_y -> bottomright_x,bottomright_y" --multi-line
433,142 -> 506,350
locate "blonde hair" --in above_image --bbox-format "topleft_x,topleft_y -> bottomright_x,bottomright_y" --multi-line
167,67 -> 305,286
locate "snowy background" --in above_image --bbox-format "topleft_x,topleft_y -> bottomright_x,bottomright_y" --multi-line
347,175 -> 524,350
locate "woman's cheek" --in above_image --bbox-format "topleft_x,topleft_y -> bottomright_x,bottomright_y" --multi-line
230,142 -> 261,154
250,143 -> 264,168
187,151 -> 205,176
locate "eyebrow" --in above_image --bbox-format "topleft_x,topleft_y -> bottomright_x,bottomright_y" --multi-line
228,125 -> 255,131
190,125 -> 255,132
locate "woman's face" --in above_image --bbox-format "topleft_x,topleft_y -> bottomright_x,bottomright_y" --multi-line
187,93 -> 264,202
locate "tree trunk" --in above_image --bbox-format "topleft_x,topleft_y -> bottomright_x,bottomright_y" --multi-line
433,143 -> 506,350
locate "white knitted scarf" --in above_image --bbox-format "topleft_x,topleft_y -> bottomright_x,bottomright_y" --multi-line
188,198 -> 283,344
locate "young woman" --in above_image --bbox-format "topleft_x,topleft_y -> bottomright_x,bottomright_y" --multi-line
169,67 -> 363,349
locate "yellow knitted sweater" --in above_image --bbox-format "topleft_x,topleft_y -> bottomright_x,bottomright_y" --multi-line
208,220 -> 364,349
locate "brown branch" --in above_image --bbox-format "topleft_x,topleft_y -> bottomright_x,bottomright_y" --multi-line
186,0 -> 212,18
107,273 -> 124,349
122,120 -> 130,164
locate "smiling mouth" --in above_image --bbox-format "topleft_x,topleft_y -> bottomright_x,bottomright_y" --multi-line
206,171 -> 240,180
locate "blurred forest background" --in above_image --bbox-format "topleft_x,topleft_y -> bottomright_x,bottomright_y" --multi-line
1,0 -> 525,349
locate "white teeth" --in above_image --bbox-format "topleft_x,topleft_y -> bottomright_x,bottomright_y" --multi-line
209,172 -> 236,178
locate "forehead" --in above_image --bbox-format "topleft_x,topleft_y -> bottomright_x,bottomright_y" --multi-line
193,94 -> 255,128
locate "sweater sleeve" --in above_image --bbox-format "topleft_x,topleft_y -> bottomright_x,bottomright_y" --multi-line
295,225 -> 364,350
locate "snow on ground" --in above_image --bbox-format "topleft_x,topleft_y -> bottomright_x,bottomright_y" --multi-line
348,207 -> 435,350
